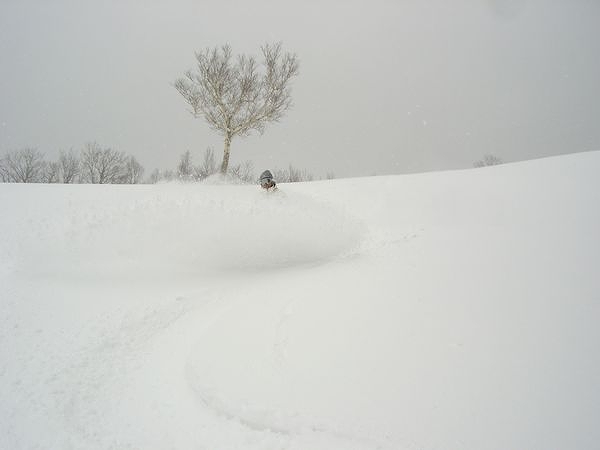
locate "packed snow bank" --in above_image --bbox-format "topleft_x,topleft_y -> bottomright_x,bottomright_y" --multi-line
1,152 -> 599,450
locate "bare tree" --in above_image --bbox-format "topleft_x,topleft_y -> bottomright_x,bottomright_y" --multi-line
177,150 -> 194,180
148,168 -> 162,184
80,142 -> 101,183
175,43 -> 299,173
474,154 -> 503,168
58,149 -> 80,183
97,148 -> 127,184
80,142 -> 127,184
122,155 -> 144,184
0,157 -> 8,182
1,148 -> 46,183
42,161 -> 61,183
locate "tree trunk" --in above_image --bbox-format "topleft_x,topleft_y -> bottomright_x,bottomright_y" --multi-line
220,134 -> 232,174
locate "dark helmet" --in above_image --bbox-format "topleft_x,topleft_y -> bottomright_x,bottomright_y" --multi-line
259,170 -> 274,184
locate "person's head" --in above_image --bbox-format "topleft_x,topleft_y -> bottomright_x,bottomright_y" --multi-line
259,170 -> 275,189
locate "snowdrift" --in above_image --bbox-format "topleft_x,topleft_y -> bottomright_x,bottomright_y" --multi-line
4,184 -> 363,277
1,152 -> 599,450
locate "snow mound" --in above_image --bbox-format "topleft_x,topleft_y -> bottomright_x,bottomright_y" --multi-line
18,184 -> 365,276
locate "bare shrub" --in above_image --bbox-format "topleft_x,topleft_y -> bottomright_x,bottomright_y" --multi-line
474,154 -> 503,168
177,150 -> 194,180
148,168 -> 176,184
228,160 -> 255,184
194,147 -> 217,180
274,164 -> 314,183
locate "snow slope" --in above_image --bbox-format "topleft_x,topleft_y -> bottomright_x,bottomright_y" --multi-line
1,151 -> 599,450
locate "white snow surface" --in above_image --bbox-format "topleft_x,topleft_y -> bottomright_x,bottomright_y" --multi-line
1,152 -> 599,450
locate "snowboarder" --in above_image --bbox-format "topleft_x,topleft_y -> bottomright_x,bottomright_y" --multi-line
259,170 -> 277,191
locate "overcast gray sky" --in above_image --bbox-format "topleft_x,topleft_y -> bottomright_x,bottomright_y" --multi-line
1,0 -> 599,178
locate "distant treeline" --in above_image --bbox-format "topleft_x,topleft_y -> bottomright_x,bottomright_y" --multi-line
0,145 -> 328,184
0,144 -> 143,184
149,148 -> 323,184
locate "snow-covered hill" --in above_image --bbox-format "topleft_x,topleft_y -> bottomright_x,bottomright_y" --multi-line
1,152 -> 599,450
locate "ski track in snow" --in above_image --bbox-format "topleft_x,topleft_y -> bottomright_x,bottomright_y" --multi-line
48,278 -> 388,449
121,277 -> 387,449
182,295 -> 388,449
0,187 -> 381,449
